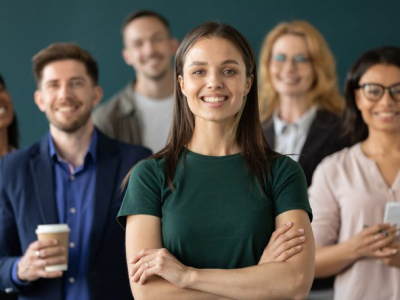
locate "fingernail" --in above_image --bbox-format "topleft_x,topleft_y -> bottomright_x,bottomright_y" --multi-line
393,249 -> 398,255
298,228 -> 304,233
296,246 -> 302,250
299,236 -> 305,241
129,259 -> 133,263
286,222 -> 292,226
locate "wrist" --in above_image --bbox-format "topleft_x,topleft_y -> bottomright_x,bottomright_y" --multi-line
344,239 -> 360,261
183,267 -> 198,289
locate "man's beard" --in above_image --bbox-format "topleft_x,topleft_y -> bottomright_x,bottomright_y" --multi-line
144,68 -> 168,82
46,109 -> 91,133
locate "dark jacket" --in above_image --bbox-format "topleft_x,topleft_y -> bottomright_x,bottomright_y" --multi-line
262,109 -> 350,187
0,130 -> 151,300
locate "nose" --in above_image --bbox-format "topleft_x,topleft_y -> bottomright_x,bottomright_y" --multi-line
282,58 -> 296,71
207,72 -> 223,89
143,40 -> 155,56
57,83 -> 72,99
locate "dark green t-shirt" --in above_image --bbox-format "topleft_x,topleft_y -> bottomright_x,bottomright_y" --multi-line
118,150 -> 311,269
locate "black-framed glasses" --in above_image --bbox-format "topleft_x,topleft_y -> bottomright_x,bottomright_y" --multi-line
356,83 -> 400,102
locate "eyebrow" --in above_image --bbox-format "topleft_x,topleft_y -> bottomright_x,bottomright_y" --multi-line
188,59 -> 240,67
44,76 -> 86,85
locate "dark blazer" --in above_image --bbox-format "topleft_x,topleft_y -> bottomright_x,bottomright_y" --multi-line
0,129 -> 151,300
262,109 -> 350,187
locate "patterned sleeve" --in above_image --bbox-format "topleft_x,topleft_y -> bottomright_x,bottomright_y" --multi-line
270,156 -> 313,221
117,159 -> 162,228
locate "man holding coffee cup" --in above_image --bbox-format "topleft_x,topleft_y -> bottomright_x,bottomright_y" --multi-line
0,43 -> 151,300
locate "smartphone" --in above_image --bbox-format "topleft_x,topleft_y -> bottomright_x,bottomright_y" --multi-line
384,202 -> 400,240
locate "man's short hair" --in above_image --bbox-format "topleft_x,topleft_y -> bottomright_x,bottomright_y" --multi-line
32,43 -> 99,86
122,10 -> 170,34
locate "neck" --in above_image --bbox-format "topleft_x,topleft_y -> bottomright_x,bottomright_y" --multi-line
0,128 -> 9,158
187,119 -> 239,156
49,121 -> 94,168
362,130 -> 400,156
278,95 -> 313,123
134,68 -> 174,99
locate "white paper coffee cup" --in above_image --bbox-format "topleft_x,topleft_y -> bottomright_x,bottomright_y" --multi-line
36,224 -> 70,271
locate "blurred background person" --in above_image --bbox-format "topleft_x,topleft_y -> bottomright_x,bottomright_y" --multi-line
0,73 -> 19,158
259,20 -> 348,187
258,20 -> 349,299
310,46 -> 400,300
93,10 -> 178,152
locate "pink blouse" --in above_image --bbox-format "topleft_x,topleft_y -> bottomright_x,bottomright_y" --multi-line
309,143 -> 400,300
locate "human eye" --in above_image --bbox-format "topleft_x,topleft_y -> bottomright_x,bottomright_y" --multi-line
71,79 -> 84,87
192,69 -> 205,75
46,82 -> 59,89
390,84 -> 400,94
223,69 -> 236,76
364,84 -> 382,96
272,54 -> 286,62
294,54 -> 310,63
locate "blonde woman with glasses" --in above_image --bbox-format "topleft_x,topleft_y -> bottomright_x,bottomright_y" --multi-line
259,21 -> 349,188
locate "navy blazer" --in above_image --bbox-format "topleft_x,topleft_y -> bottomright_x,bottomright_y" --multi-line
0,129 -> 151,300
262,109 -> 350,187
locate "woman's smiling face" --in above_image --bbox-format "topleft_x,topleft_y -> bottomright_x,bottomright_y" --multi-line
0,82 -> 14,131
178,37 -> 252,127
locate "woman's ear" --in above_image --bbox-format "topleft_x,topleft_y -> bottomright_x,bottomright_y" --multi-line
244,74 -> 254,96
178,75 -> 186,96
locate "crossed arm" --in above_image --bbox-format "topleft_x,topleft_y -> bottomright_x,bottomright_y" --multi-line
125,209 -> 314,300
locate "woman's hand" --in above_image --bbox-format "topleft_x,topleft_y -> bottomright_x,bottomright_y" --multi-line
346,223 -> 398,260
258,222 -> 305,264
380,241 -> 400,268
129,248 -> 192,288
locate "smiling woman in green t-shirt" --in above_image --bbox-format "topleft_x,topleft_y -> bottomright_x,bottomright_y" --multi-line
118,21 -> 314,300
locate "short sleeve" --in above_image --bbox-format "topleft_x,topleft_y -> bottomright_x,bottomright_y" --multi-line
308,159 -> 340,246
117,159 -> 162,228
270,156 -> 312,221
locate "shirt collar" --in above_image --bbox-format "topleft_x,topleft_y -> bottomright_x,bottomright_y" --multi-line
273,106 -> 318,136
48,129 -> 98,163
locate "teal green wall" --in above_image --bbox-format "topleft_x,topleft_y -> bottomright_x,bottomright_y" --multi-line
1,0 -> 399,147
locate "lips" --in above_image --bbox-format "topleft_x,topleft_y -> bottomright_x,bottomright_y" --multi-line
278,76 -> 300,84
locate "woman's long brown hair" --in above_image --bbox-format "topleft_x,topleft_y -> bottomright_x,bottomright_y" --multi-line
122,22 -> 280,194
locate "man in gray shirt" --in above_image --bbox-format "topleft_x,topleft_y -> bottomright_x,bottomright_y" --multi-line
93,10 -> 178,152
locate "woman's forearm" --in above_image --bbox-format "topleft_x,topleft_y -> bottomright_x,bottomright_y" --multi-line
315,241 -> 357,278
185,261 -> 313,300
131,276 -> 231,300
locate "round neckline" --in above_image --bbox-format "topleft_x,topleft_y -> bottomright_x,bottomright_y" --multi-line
183,147 -> 243,161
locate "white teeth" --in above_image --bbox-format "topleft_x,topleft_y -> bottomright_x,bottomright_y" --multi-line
203,97 -> 226,103
58,107 -> 75,112
376,112 -> 397,117
281,77 -> 298,83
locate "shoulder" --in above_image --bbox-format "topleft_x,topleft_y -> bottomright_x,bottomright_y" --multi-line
93,84 -> 134,120
271,155 -> 303,175
313,109 -> 343,127
318,145 -> 354,168
0,141 -> 43,184
98,131 -> 152,159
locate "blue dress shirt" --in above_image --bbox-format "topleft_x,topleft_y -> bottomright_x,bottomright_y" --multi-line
11,130 -> 98,300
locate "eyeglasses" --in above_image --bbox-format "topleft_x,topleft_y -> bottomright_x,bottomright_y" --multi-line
356,83 -> 400,102
270,54 -> 311,69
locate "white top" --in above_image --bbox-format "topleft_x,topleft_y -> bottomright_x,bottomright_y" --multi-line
273,106 -> 317,162
134,92 -> 174,153
309,143 -> 400,300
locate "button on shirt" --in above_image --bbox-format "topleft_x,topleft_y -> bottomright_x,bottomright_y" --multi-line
49,131 -> 97,300
273,106 -> 317,162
